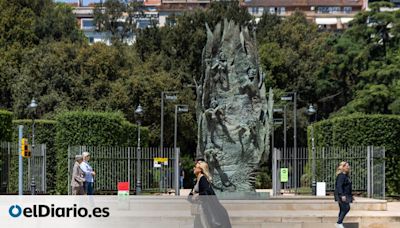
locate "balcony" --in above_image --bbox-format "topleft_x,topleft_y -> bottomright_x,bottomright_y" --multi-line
304,10 -> 359,18
72,7 -> 94,18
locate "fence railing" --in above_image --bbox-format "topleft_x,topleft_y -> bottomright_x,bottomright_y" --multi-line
0,142 -> 46,194
272,146 -> 385,199
68,146 -> 178,194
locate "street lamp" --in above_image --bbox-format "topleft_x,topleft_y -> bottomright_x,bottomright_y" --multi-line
281,92 -> 297,192
28,98 -> 38,195
135,104 -> 143,195
174,104 -> 188,196
306,104 -> 317,196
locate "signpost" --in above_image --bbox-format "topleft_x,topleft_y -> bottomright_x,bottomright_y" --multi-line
118,182 -> 129,196
280,168 -> 288,183
153,157 -> 168,168
117,182 -> 130,210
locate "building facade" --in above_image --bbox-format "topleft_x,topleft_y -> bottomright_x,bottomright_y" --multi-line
241,0 -> 368,30
60,0 -> 370,44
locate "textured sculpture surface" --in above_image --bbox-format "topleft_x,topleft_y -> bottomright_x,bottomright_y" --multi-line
196,20 -> 273,192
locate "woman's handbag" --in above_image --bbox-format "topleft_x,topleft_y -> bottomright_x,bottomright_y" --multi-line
187,190 -> 201,215
191,202 -> 201,215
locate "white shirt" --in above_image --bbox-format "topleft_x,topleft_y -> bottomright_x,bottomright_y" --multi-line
80,161 -> 94,183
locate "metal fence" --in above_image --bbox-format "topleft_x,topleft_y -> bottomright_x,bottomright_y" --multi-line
68,146 -> 178,194
0,142 -> 46,194
272,146 -> 385,199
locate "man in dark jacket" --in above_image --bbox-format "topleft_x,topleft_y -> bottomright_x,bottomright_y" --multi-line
334,161 -> 353,228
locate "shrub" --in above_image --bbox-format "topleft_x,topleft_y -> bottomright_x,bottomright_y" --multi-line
309,114 -> 400,196
0,110 -> 12,141
55,111 -> 148,194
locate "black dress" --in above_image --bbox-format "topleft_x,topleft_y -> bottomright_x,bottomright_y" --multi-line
190,176 -> 231,228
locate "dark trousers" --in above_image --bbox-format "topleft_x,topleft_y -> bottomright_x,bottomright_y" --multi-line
84,182 -> 94,195
337,201 -> 350,224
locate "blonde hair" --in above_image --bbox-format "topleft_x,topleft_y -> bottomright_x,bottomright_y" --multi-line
336,161 -> 348,176
197,161 -> 212,182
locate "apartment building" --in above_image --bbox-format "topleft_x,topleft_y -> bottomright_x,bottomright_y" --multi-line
147,0 -> 211,26
241,0 -> 368,29
59,0 -> 370,44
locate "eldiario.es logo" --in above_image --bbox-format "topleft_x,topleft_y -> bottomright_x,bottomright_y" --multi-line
8,204 -> 109,218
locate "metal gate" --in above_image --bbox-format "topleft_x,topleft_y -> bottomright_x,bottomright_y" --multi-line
272,146 -> 385,199
0,142 -> 47,194
68,146 -> 178,194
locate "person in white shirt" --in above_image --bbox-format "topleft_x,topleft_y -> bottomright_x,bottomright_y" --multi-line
80,152 -> 96,195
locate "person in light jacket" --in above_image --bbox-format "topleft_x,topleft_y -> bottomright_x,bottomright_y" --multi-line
334,161 -> 354,228
80,152 -> 96,195
71,155 -> 85,195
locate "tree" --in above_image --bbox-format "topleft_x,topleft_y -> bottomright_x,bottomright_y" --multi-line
135,1 -> 252,84
0,0 -> 84,48
93,0 -> 144,43
322,1 -> 400,116
258,11 -> 329,105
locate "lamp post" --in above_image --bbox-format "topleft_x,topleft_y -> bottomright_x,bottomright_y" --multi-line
28,98 -> 38,195
135,104 -> 143,195
160,91 -> 178,154
306,104 -> 317,196
281,92 -> 297,192
174,104 -> 188,196
160,91 -> 177,193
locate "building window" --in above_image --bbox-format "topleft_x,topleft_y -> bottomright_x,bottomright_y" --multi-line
331,7 -> 341,13
82,19 -> 94,30
269,7 -> 275,14
259,7 -> 264,15
251,7 -> 259,15
344,7 -> 352,14
264,7 -> 285,15
317,7 -> 341,14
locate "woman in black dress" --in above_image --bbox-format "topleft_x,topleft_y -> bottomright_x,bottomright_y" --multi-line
334,161 -> 353,228
188,160 -> 231,228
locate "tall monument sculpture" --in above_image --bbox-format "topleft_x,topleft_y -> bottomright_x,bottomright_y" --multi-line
196,19 -> 274,192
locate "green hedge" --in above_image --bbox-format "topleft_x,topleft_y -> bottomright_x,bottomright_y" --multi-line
6,120 -> 57,193
55,111 -> 149,194
309,114 -> 400,196
0,110 -> 12,141
0,110 -> 12,192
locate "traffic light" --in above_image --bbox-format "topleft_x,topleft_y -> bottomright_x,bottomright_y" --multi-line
21,138 -> 31,158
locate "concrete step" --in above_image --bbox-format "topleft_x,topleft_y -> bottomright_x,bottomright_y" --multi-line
0,196 -> 398,228
115,196 -> 387,211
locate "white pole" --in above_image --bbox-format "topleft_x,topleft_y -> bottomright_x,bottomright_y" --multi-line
174,106 -> 179,196
18,125 -> 23,195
